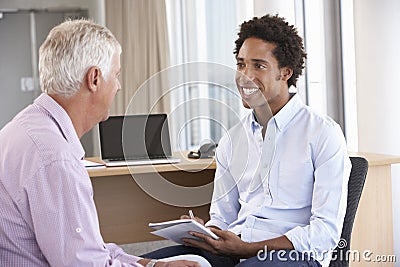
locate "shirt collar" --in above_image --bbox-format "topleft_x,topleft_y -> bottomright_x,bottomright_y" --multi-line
250,93 -> 303,133
273,93 -> 303,132
34,93 -> 85,160
250,112 -> 262,133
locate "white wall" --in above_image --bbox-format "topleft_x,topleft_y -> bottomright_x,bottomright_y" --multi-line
0,0 -> 105,156
0,0 -> 104,23
0,0 -> 88,9
353,0 -> 400,264
253,0 -> 297,25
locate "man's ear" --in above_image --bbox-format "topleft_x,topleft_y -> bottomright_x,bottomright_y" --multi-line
86,66 -> 101,93
280,67 -> 293,82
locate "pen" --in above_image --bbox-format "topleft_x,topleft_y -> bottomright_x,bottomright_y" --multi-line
188,209 -> 195,219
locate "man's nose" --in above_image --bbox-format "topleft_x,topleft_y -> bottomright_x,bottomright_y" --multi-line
238,68 -> 255,83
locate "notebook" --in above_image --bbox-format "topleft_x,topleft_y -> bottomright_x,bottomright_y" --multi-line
99,114 -> 180,167
148,219 -> 219,244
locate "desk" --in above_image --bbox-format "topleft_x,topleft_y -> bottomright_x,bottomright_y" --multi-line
348,152 -> 399,267
88,152 -> 399,266
88,152 -> 215,244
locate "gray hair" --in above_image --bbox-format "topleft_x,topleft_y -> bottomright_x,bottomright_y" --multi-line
39,19 -> 121,97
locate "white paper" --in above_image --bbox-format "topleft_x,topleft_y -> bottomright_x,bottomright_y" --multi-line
149,219 -> 219,244
81,159 -> 106,169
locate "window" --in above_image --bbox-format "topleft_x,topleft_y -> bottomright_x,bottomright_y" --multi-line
340,0 -> 358,151
166,0 -> 253,151
166,0 -> 350,151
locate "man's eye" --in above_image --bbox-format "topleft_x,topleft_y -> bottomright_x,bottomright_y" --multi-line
256,64 -> 266,69
236,63 -> 245,68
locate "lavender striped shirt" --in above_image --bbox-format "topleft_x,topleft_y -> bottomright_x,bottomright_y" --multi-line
0,94 -> 143,266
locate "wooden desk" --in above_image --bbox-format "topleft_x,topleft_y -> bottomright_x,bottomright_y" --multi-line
89,152 -> 399,266
88,152 -> 215,244
348,152 -> 400,266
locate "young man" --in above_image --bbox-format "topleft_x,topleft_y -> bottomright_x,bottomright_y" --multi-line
0,19 -> 210,267
142,14 -> 351,267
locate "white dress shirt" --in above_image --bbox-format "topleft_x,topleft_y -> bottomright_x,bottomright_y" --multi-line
205,93 -> 351,267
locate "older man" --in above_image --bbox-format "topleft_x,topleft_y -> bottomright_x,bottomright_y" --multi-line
0,19 -> 209,267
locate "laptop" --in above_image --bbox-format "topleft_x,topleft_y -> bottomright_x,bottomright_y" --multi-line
99,114 -> 180,167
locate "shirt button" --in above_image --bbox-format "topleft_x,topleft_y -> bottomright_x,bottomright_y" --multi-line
76,228 -> 82,233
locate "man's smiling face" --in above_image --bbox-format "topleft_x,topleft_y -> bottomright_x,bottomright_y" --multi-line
235,37 -> 291,114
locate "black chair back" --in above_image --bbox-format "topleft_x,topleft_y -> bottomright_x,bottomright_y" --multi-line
329,157 -> 368,267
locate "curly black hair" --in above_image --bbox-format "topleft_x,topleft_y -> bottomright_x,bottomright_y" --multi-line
234,14 -> 307,88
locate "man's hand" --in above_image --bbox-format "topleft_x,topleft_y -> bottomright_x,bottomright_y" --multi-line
180,214 -> 204,225
182,228 -> 251,258
182,230 -> 294,259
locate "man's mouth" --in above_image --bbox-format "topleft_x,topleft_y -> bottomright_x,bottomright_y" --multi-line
242,87 -> 259,95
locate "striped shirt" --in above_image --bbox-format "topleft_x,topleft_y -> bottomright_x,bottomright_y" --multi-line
0,93 -> 142,266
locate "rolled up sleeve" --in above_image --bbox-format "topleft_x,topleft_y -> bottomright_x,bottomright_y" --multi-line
205,140 -> 240,231
285,123 -> 351,265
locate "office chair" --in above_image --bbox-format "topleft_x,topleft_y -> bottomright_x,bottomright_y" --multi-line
329,157 -> 368,267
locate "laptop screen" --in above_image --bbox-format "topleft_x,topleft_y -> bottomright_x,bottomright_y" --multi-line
99,114 -> 173,161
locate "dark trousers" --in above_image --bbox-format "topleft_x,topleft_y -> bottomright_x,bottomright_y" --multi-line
141,245 -> 238,267
141,245 -> 322,267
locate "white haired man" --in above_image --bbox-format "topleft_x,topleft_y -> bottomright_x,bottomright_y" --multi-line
0,19 -> 210,267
